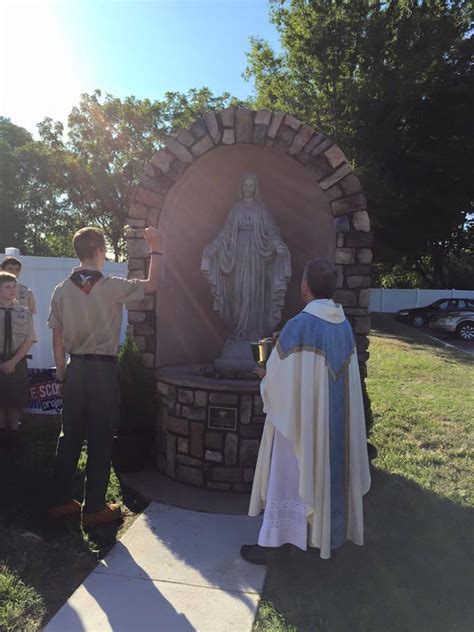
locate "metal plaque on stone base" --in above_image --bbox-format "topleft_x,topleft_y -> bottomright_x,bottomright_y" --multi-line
208,406 -> 238,431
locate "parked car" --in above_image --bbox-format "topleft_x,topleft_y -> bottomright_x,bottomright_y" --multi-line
396,298 -> 474,327
429,311 -> 474,341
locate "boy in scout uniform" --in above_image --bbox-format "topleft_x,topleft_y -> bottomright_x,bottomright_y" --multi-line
0,272 -> 37,437
1,256 -> 38,315
47,226 -> 162,526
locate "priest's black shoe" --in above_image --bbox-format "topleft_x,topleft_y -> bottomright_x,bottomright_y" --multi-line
240,544 -> 269,565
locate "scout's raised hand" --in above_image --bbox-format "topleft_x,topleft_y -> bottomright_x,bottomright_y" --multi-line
144,227 -> 162,254
143,227 -> 162,294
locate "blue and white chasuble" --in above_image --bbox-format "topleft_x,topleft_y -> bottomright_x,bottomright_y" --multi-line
249,299 -> 371,559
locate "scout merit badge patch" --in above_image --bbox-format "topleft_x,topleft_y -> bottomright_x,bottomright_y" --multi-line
17,284 -> 28,301
70,270 -> 104,294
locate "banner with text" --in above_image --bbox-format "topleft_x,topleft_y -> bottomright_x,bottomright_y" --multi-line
26,368 -> 63,415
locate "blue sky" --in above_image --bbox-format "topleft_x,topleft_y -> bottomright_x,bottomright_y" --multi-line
0,0 -> 281,135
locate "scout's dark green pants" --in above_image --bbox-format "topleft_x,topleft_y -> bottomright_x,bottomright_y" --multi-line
0,355 -> 28,408
53,357 -> 120,513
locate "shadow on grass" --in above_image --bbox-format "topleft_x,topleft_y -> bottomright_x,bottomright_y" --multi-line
370,313 -> 474,366
116,476 -> 150,515
0,415 -> 148,631
0,417 -> 121,554
257,467 -> 474,632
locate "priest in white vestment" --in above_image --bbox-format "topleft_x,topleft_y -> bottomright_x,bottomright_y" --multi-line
241,259 -> 371,564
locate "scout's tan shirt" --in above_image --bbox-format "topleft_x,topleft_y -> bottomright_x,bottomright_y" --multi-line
17,283 -> 37,314
0,301 -> 37,355
47,270 -> 145,355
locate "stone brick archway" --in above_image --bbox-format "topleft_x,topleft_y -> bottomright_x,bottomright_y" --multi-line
125,108 -> 372,373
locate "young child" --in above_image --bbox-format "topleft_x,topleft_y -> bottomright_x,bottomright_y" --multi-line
0,272 -> 37,439
1,256 -> 38,315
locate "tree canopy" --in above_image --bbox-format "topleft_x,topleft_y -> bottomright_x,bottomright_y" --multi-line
245,0 -> 474,288
2,89 -> 245,260
36,88 -> 244,260
0,117 -> 77,256
1,3 -> 473,286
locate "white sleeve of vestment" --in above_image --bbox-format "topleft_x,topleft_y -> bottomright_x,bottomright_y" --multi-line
248,348 -> 280,516
346,352 -> 371,546
252,348 -> 332,558
248,421 -> 275,516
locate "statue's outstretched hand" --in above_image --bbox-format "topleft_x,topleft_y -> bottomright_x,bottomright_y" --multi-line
276,243 -> 288,256
204,242 -> 218,257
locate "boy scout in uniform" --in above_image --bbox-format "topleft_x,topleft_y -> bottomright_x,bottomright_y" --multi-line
47,226 -> 162,526
1,256 -> 38,315
0,272 -> 37,438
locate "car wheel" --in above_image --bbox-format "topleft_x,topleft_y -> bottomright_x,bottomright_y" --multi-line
412,315 -> 425,327
456,322 -> 474,341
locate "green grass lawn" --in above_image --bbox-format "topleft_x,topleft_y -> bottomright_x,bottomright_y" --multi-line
0,417 -> 148,632
1,316 -> 472,631
254,314 -> 474,632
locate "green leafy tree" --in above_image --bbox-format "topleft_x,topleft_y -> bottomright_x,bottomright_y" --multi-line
15,142 -> 81,257
245,0 -> 473,287
0,117 -> 77,256
38,88 -> 245,260
0,118 -> 32,251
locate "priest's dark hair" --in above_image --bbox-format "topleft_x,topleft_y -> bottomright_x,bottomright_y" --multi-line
303,259 -> 337,299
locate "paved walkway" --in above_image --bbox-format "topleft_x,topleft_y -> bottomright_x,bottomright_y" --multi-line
45,502 -> 265,632
121,469 -> 251,515
423,330 -> 474,356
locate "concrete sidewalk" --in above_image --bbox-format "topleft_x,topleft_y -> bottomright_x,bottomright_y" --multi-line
44,502 -> 265,632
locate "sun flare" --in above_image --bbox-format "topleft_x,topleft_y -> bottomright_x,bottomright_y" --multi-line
0,0 -> 86,133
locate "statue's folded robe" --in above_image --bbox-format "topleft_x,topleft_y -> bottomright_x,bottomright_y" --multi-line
249,299 -> 371,559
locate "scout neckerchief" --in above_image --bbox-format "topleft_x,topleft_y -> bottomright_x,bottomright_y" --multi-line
0,307 -> 13,357
69,270 -> 104,295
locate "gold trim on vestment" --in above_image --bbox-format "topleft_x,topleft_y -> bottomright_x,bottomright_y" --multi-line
275,340 -> 355,382
344,367 -> 351,536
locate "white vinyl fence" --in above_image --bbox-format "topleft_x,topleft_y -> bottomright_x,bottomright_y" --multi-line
369,288 -> 474,313
3,249 -> 473,368
2,250 -> 127,369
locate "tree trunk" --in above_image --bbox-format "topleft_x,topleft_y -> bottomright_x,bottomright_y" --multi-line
415,260 -> 433,288
431,249 -> 445,289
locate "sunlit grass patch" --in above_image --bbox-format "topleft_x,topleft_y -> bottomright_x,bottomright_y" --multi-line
0,565 -> 44,632
368,316 -> 473,506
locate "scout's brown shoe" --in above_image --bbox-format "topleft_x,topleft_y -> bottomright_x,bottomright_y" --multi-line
82,504 -> 121,527
48,499 -> 82,519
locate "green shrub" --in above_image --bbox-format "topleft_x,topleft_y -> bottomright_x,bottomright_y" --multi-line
118,335 -> 156,434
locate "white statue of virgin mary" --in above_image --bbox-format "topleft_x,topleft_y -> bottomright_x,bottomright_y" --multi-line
201,172 -> 292,370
